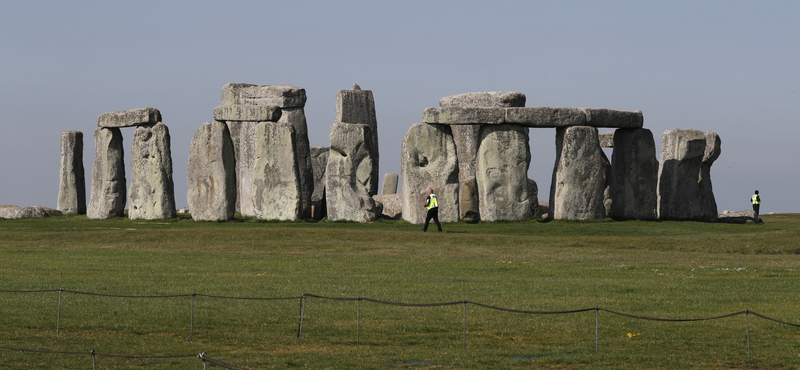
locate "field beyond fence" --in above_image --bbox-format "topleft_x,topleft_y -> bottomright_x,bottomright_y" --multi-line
1,213 -> 799,369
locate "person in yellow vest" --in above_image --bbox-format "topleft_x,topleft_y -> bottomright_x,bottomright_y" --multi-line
420,188 -> 442,233
751,190 -> 761,224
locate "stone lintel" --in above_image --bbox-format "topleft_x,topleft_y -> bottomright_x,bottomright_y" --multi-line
423,106 -> 643,129
221,83 -> 306,108
97,107 -> 162,128
213,105 -> 282,122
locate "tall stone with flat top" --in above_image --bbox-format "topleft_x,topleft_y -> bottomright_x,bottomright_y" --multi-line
657,129 -> 720,221
129,122 -> 176,220
441,91 -> 527,221
549,126 -> 608,220
609,128 -> 658,220
401,123 -> 459,224
187,122 -> 236,221
57,130 -> 86,215
477,124 -> 532,221
87,128 -> 126,219
336,85 -> 379,196
251,122 -> 302,220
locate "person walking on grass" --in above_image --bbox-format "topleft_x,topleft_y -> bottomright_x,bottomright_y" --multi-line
420,188 -> 442,233
751,190 -> 761,224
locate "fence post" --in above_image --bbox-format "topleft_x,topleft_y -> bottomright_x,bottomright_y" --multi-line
745,309 -> 751,360
357,297 -> 361,348
463,301 -> 467,348
595,306 -> 599,355
57,288 -> 63,334
297,295 -> 306,343
190,293 -> 196,341
91,349 -> 96,370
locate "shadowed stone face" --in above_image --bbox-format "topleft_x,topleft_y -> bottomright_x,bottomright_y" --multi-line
58,130 -> 86,215
187,121 -> 236,221
325,123 -> 381,222
401,123 -> 459,224
657,129 -> 720,221
477,124 -> 531,221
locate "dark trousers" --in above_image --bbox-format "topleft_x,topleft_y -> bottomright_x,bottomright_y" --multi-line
423,208 -> 441,232
753,204 -> 760,224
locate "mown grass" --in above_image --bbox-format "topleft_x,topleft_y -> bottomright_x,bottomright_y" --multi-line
1,213 -> 799,369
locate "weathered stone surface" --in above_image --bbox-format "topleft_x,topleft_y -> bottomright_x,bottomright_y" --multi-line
476,125 -> 532,221
336,88 -> 379,195
528,178 -> 540,218
439,91 -> 526,108
187,122 -> 236,221
609,129 -> 658,220
325,122 -> 382,222
381,173 -> 398,195
278,107 -> 314,219
582,108 -> 644,129
97,108 -> 161,128
57,130 -> 86,215
717,209 -> 755,224
0,205 -> 61,219
87,128 -> 126,219
401,123 -> 459,224
505,107 -> 587,127
221,83 -> 307,108
549,126 -> 608,220
252,122 -> 302,220
372,193 -> 402,219
423,107 -> 506,125
657,129 -> 720,221
598,131 -> 615,148
213,105 -> 281,122
225,121 -> 258,216
310,146 -> 330,220
439,92 -> 527,222
129,122 -> 176,220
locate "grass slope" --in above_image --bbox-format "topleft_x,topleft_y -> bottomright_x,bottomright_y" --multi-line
1,214 -> 799,369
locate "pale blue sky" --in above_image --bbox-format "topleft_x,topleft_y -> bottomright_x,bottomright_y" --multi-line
1,1 -> 798,213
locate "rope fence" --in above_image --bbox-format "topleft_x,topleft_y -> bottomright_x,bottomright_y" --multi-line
3,288 -> 800,365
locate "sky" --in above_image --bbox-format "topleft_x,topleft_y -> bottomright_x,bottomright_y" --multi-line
1,1 -> 798,214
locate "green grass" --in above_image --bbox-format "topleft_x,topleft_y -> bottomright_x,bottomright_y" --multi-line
1,214 -> 799,369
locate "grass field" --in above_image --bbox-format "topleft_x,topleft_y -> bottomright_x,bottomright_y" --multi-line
1,213 -> 799,369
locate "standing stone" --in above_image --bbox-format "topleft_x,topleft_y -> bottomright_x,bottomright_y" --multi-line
336,86 -> 380,195
401,123 -> 459,224
220,83 -> 313,219
187,122 -> 236,221
549,126 -> 608,220
440,92 -> 526,221
381,173 -> 398,195
528,178 -> 540,218
226,121 -> 258,216
609,128 -> 658,220
129,122 -> 176,220
87,128 -> 126,219
657,129 -> 721,221
252,122 -> 302,220
310,146 -> 330,219
325,122 -> 382,222
476,124 -> 532,221
57,130 -> 86,215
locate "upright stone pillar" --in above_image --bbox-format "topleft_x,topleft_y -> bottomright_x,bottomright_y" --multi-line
609,128 -> 658,220
251,122 -> 302,220
129,122 -> 176,220
87,128 -> 126,219
187,122 -> 236,221
657,129 -> 720,221
326,122 -> 382,222
310,146 -> 330,220
549,126 -> 608,220
381,173 -> 398,195
477,124 -> 533,221
336,84 -> 379,196
226,121 -> 258,216
57,130 -> 86,215
439,91 -> 526,221
401,123 -> 459,224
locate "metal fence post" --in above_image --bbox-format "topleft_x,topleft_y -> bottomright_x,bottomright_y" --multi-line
595,306 -> 599,355
57,288 -> 63,334
297,295 -> 306,343
91,349 -> 96,370
745,309 -> 751,360
463,301 -> 467,348
357,297 -> 361,348
190,293 -> 196,341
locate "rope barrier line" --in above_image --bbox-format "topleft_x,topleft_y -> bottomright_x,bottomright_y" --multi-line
62,290 -> 192,298
0,289 -> 61,293
468,301 -> 596,315
599,308 -> 747,322
0,346 -> 250,369
749,310 -> 800,328
196,294 -> 301,301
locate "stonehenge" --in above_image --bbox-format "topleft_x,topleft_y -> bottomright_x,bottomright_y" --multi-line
64,86 -> 722,225
57,130 -> 86,215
